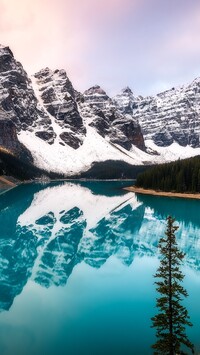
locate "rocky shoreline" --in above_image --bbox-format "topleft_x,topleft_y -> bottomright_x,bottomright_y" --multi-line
124,186 -> 200,200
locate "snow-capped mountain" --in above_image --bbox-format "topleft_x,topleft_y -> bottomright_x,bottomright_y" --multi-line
1,44 -> 200,177
113,82 -> 200,147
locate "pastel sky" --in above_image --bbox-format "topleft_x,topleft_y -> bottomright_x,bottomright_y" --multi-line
1,0 -> 200,96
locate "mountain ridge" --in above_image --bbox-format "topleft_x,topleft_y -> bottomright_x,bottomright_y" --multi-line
1,44 -> 200,178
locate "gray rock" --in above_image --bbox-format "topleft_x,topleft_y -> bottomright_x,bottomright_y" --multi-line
113,79 -> 200,148
80,85 -> 146,151
33,67 -> 86,149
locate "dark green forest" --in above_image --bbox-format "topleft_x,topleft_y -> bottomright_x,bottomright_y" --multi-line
136,156 -> 200,193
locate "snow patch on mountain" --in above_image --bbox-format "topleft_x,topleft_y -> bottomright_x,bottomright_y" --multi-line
18,126 -> 150,175
18,129 -> 200,175
145,140 -> 200,162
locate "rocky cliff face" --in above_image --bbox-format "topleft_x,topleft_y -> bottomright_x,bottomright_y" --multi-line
0,46 -> 86,150
79,85 -> 145,151
0,109 -> 32,162
114,82 -> 200,148
1,44 -> 200,177
33,68 -> 86,148
0,44 -> 144,152
0,46 -> 46,131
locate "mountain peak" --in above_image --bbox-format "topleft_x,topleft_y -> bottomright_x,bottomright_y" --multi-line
121,86 -> 133,95
34,67 -> 52,78
34,67 -> 71,82
191,77 -> 200,86
0,45 -> 13,57
84,85 -> 108,97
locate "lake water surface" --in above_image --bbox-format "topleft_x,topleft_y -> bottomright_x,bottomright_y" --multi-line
0,181 -> 200,355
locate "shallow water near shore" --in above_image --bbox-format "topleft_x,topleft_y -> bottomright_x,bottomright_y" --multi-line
0,180 -> 200,355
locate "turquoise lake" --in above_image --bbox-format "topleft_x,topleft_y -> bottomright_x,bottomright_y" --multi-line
0,181 -> 200,355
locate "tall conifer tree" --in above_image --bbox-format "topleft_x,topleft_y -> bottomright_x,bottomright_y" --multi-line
151,216 -> 194,354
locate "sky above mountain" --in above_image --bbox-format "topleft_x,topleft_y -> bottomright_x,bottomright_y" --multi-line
0,0 -> 200,96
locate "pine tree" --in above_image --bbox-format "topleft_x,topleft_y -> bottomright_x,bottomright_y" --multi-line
151,216 -> 194,355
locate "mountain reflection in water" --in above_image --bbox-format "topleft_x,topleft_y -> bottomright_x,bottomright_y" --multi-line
0,181 -> 200,313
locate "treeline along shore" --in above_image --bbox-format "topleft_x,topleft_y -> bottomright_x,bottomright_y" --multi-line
127,156 -> 200,198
